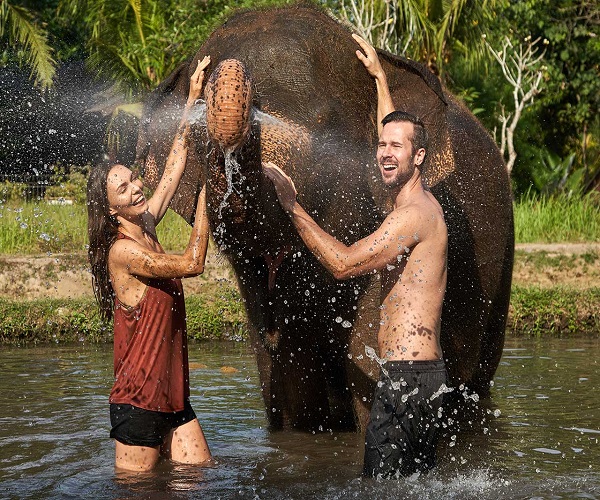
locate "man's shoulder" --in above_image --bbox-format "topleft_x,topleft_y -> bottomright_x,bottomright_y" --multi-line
388,193 -> 446,239
391,194 -> 439,219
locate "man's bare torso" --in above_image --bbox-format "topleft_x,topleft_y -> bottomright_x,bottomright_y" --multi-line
377,191 -> 447,361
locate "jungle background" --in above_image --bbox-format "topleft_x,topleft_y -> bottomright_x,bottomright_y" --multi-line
1,0 -> 598,197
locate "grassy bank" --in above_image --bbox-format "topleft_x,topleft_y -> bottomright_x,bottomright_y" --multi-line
509,286 -> 600,337
513,191 -> 600,243
0,203 -> 190,254
0,285 -> 598,345
1,193 -> 599,254
0,291 -> 247,345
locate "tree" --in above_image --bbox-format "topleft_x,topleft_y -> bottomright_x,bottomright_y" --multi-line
484,35 -> 546,174
0,0 -> 56,88
58,0 -> 292,90
488,0 -> 599,195
334,0 -> 502,79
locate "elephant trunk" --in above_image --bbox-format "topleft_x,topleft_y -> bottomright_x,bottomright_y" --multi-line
204,59 -> 253,149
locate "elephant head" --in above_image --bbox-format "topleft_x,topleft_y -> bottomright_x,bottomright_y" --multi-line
135,4 -> 513,432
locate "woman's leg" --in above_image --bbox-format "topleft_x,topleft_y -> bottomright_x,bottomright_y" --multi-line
114,441 -> 161,471
162,418 -> 212,464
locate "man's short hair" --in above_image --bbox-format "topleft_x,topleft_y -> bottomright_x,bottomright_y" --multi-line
381,110 -> 428,154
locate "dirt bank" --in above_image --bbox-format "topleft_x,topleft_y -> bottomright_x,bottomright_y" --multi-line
0,243 -> 598,301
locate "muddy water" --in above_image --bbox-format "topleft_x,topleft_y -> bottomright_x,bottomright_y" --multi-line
0,338 -> 598,499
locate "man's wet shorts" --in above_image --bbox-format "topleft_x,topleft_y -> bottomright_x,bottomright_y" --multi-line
363,359 -> 448,478
110,399 -> 197,447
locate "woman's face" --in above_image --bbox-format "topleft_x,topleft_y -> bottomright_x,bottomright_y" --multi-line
106,165 -> 147,220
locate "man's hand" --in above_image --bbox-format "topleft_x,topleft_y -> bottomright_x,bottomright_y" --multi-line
353,33 -> 394,135
187,55 -> 211,105
352,34 -> 384,80
263,161 -> 297,214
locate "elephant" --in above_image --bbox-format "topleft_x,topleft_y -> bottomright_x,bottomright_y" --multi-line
135,4 -> 514,433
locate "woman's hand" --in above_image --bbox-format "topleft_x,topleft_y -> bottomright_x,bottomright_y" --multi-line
187,55 -> 211,105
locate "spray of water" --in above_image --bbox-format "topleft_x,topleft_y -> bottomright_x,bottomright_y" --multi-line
187,99 -> 207,126
252,108 -> 286,127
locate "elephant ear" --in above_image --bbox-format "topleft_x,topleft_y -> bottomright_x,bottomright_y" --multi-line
377,50 -> 455,187
135,59 -> 205,224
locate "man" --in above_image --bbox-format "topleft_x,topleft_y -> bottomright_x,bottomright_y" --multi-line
262,35 -> 449,478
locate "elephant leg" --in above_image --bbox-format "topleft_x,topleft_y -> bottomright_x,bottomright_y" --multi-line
231,255 -> 333,430
346,275 -> 381,432
322,328 -> 357,431
228,256 -> 283,427
264,315 -> 340,431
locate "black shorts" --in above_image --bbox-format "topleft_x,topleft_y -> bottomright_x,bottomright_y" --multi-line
363,359 -> 448,478
109,400 -> 197,447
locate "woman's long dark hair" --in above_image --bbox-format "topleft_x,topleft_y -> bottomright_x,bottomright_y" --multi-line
87,161 -> 119,322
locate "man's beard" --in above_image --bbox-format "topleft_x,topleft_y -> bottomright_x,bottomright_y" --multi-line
382,153 -> 416,190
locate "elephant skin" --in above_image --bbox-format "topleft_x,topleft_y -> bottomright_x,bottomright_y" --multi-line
135,4 -> 514,432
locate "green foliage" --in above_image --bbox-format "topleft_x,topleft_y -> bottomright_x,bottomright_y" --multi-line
509,285 -> 600,337
0,297 -> 110,344
185,290 -> 247,341
331,0 -> 502,79
514,191 -> 600,243
155,209 -> 191,251
1,188 -> 598,254
449,0 -> 599,195
0,202 -> 88,253
0,1 -> 56,88
57,0 -> 293,90
455,86 -> 484,115
2,284 -> 598,343
0,196 -> 202,254
531,151 -> 579,195
0,181 -> 29,203
45,166 -> 89,205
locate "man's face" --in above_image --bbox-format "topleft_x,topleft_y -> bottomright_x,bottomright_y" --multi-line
376,121 -> 422,190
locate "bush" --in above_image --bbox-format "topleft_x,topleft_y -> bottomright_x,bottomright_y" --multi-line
45,166 -> 89,205
0,291 -> 248,345
0,181 -> 30,203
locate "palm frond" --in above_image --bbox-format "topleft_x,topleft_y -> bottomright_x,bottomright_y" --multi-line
2,3 -> 56,88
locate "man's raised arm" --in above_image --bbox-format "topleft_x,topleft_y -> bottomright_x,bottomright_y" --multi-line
263,162 -> 417,280
353,34 -> 394,135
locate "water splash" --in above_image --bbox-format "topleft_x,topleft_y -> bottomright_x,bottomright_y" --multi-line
251,108 -> 286,127
212,107 -> 280,219
188,100 -> 207,126
218,147 -> 241,218
213,147 -> 243,248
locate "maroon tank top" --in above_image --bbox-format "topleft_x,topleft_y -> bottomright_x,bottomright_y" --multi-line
109,232 -> 190,412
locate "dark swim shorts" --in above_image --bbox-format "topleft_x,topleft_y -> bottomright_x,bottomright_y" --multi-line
109,400 -> 197,447
363,359 -> 448,478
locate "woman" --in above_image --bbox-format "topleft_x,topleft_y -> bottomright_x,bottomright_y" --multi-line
87,56 -> 213,472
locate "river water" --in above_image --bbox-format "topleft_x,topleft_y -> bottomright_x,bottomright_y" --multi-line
0,337 -> 598,499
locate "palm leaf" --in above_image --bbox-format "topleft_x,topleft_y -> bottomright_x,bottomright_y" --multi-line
1,2 -> 56,88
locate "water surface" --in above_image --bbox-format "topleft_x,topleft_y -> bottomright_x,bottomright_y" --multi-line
0,337 -> 598,499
